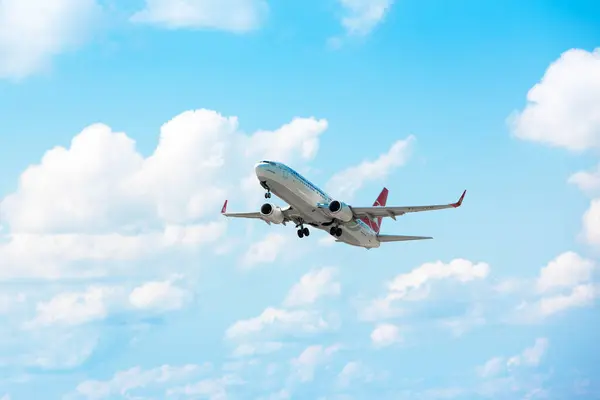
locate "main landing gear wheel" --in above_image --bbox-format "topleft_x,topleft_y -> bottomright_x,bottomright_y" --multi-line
297,227 -> 309,238
264,192 -> 271,199
329,227 -> 342,237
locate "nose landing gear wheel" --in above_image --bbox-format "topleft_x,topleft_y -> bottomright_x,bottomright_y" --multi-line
336,227 -> 342,237
264,192 -> 271,199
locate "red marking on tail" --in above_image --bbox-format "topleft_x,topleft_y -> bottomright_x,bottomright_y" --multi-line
360,187 -> 388,234
221,200 -> 228,214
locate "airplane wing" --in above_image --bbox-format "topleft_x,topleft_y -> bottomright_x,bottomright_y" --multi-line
377,234 -> 433,242
351,190 -> 466,220
220,200 -> 300,225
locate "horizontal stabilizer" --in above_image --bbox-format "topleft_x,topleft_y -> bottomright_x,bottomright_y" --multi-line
377,234 -> 433,242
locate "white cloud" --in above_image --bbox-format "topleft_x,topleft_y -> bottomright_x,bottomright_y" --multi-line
0,394 -> 10,400
387,258 -> 490,295
131,0 -> 268,32
225,307 -> 333,340
538,284 -> 598,316
337,0 -> 394,37
507,338 -> 549,368
129,278 -> 190,311
240,233 -> 288,268
326,136 -> 414,199
12,328 -> 100,370
360,258 -> 490,321
25,286 -> 115,328
370,323 -> 401,347
0,223 -> 226,280
477,357 -> 505,378
512,252 -> 599,322
477,338 -> 549,380
0,0 -> 100,80
283,267 -> 340,307
2,110 -> 327,234
75,364 -> 208,399
582,198 -> 600,247
569,164 -> 600,194
231,342 -> 283,358
536,251 -> 595,293
508,48 -> 600,151
336,361 -> 388,389
0,109 -> 328,280
291,344 -> 341,382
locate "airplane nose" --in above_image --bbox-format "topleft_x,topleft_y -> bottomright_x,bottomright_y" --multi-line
255,162 -> 267,178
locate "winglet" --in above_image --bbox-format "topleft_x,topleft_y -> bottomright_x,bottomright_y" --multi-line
452,190 -> 467,208
221,200 -> 228,214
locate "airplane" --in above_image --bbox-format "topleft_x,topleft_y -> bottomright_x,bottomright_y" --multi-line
221,160 -> 466,249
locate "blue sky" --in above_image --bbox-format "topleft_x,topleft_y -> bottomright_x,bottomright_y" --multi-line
1,0 -> 600,399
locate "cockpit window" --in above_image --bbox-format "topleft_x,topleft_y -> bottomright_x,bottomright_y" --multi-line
259,160 -> 276,165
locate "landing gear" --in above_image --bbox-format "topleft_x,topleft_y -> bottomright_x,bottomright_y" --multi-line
297,227 -> 309,238
264,191 -> 271,199
329,226 -> 342,237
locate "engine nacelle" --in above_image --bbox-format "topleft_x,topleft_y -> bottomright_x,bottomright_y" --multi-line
327,200 -> 353,222
260,203 -> 285,224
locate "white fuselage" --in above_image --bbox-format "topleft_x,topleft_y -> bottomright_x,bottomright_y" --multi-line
255,161 -> 381,248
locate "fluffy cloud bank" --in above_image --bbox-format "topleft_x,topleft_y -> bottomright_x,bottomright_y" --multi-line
508,48 -> 600,152
0,109 -> 328,280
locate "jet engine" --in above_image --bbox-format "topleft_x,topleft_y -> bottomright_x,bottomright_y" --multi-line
260,203 -> 285,224
327,200 -> 353,222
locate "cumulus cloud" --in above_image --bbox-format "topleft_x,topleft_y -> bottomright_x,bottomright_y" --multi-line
0,109 -> 328,280
129,277 -> 191,311
370,323 -> 401,347
74,363 -> 209,399
337,0 -> 394,37
477,338 -> 549,379
512,252 -> 599,322
283,267 -> 340,307
507,338 -> 549,368
2,328 -> 101,370
569,164 -> 600,194
582,199 -> 600,247
508,48 -> 600,151
537,284 -> 598,316
240,233 -> 288,268
360,258 -> 490,321
388,258 -> 490,294
130,0 -> 268,32
25,286 -> 115,328
0,0 -> 101,80
291,344 -> 341,382
326,136 -> 414,199
225,307 -> 332,340
225,264 -> 341,346
477,356 -> 505,378
536,251 -> 595,293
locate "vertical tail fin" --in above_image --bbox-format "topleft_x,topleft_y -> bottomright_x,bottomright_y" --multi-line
359,187 -> 388,234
